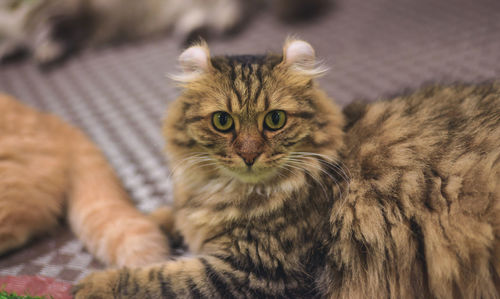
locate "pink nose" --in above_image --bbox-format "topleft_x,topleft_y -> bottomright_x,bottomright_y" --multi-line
233,131 -> 264,167
238,152 -> 260,166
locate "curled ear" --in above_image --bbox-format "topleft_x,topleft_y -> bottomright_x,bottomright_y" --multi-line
282,38 -> 327,77
170,41 -> 211,83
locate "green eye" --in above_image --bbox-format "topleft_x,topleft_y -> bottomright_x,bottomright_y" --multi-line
212,111 -> 234,132
264,110 -> 287,131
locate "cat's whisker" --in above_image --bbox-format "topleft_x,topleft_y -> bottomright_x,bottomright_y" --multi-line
277,164 -> 314,198
289,152 -> 352,184
284,160 -> 331,202
291,155 -> 351,193
288,154 -> 352,206
286,156 -> 344,189
285,161 -> 330,195
170,160 -> 224,191
292,156 -> 352,224
167,153 -> 211,175
287,154 -> 344,180
291,152 -> 351,177
286,157 -> 345,206
289,155 -> 352,222
167,155 -> 216,181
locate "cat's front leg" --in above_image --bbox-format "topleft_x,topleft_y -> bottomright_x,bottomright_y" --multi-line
73,252 -> 302,298
73,266 -> 164,298
73,256 -> 242,298
72,268 -> 120,299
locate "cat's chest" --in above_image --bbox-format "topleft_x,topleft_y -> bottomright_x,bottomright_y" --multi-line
173,189 -> 243,254
174,207 -> 227,253
172,183 -> 290,253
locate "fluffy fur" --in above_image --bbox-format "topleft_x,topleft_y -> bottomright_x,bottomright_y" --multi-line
0,0 -> 247,65
68,39 -> 499,298
0,94 -> 169,267
0,0 -> 329,66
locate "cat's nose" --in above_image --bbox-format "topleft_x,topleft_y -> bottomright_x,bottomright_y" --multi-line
233,131 -> 264,167
238,152 -> 260,166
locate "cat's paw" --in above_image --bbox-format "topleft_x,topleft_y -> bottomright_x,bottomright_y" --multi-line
33,40 -> 65,66
72,269 -> 120,299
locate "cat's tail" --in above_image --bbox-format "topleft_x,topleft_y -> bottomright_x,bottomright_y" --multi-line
66,129 -> 169,267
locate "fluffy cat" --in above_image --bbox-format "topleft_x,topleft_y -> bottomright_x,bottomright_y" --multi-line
0,0 -> 247,65
0,0 -> 330,66
71,39 -> 500,298
0,94 -> 169,268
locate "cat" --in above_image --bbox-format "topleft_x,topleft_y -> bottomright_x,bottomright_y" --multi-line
0,0 -> 249,65
0,93 -> 169,268
0,0 -> 330,66
72,39 -> 500,298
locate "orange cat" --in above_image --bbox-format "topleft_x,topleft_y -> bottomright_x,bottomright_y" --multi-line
0,94 -> 168,267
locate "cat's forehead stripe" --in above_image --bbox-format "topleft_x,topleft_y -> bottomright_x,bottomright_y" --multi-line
228,60 -> 243,108
211,54 -> 282,113
222,55 -> 272,65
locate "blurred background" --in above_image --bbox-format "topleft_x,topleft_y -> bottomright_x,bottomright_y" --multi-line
1,0 -> 500,285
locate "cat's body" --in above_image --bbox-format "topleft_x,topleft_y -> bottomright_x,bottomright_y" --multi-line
73,40 -> 500,298
0,94 -> 169,267
325,84 -> 500,298
0,0 -> 247,65
0,0 -> 329,66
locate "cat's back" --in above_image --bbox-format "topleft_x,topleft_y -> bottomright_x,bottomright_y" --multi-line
342,83 -> 500,183
344,83 -> 500,147
325,84 -> 500,298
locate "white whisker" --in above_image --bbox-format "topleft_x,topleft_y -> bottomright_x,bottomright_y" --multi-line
284,160 -> 331,202
286,152 -> 352,209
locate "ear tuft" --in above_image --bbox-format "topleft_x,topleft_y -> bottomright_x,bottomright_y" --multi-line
283,39 -> 327,77
284,39 -> 315,66
179,45 -> 209,73
170,42 -> 211,83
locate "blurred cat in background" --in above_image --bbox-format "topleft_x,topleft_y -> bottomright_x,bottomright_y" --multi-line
0,0 -> 248,65
0,0 -> 329,66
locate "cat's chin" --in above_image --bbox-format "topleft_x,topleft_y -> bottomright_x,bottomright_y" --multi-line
224,167 -> 278,184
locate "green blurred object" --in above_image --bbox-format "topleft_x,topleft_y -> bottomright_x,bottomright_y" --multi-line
0,290 -> 49,299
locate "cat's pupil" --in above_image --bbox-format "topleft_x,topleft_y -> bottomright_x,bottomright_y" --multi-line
271,112 -> 280,124
219,113 -> 228,126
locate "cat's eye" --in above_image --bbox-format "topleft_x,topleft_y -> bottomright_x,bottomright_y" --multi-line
264,110 -> 287,131
212,111 -> 234,132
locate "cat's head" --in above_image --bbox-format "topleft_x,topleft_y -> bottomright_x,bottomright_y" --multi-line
164,39 -> 344,185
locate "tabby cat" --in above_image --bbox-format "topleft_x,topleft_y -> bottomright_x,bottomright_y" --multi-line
0,94 -> 169,267
73,39 -> 500,298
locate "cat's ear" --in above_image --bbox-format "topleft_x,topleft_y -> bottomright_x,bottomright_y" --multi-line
171,41 -> 211,83
282,39 -> 327,77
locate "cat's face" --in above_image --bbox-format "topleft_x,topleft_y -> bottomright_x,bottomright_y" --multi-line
165,40 -> 344,184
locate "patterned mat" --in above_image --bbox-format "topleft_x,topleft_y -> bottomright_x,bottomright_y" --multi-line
1,0 -> 499,284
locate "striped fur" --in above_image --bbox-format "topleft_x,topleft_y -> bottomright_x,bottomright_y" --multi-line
74,41 -> 500,298
0,94 -> 169,267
